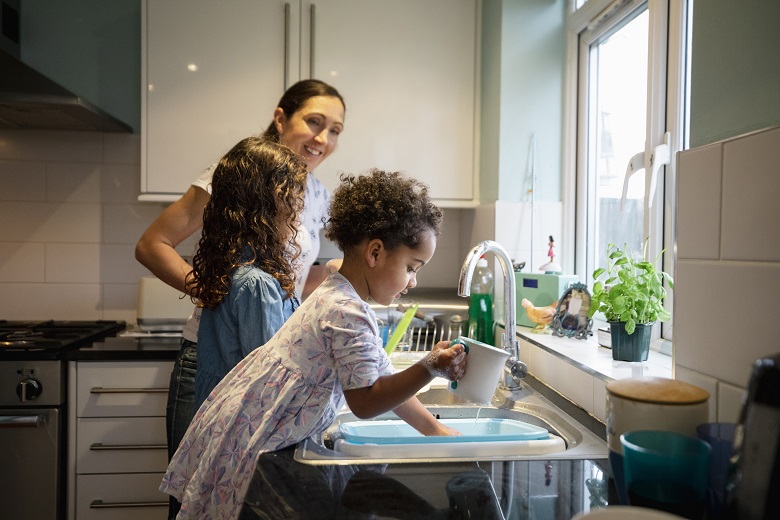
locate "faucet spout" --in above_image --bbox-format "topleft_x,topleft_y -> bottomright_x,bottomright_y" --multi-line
458,241 -> 527,389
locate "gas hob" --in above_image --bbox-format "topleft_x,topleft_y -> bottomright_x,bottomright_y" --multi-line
0,320 -> 126,360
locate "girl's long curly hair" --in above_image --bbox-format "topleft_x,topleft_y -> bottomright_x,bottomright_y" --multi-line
187,137 -> 308,309
325,169 -> 442,252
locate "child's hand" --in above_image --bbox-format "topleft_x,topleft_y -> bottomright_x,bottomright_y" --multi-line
418,340 -> 467,381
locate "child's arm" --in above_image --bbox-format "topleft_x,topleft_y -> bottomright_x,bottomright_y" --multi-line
342,340 -> 466,420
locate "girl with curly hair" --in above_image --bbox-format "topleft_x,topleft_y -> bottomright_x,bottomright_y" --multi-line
187,137 -> 308,408
161,170 -> 467,519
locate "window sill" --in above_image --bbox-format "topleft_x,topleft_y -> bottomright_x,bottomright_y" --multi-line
497,324 -> 673,422
514,326 -> 672,383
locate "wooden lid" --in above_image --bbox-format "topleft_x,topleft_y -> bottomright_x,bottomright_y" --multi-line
606,376 -> 710,405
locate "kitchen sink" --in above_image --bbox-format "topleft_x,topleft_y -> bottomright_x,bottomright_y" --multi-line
294,381 -> 608,465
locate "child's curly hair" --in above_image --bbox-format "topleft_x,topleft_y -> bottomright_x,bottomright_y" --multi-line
325,169 -> 442,252
187,137 -> 308,309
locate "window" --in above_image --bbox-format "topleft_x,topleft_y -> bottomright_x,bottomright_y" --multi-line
566,0 -> 691,351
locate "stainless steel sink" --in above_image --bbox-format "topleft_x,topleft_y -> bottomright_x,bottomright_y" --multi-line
294,382 -> 608,465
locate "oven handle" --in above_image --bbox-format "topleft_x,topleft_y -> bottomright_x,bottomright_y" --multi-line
0,414 -> 43,428
90,442 -> 166,451
90,387 -> 168,394
90,499 -> 167,509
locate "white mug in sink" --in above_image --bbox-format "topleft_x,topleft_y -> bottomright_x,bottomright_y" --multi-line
447,337 -> 509,404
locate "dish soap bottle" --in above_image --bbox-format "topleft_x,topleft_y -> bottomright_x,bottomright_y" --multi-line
468,256 -> 494,345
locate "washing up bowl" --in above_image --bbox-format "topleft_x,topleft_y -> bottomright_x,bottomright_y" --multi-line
294,381 -> 608,465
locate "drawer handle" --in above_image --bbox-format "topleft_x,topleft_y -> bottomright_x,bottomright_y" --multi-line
90,499 -> 167,509
90,442 -> 167,451
0,415 -> 43,428
90,387 -> 168,394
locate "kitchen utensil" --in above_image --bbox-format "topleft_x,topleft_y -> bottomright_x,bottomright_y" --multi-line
606,377 -> 709,505
621,430 -> 711,519
448,337 -> 510,404
384,303 -> 418,355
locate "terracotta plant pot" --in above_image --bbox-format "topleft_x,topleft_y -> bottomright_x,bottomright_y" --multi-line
609,321 -> 652,362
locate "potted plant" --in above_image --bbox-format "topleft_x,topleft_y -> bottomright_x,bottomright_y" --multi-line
588,239 -> 674,361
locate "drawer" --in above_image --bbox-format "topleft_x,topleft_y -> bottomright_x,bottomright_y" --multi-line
77,361 -> 172,417
77,417 -> 168,474
76,473 -> 168,520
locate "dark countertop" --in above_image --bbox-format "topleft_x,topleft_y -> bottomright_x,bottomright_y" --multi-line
239,375 -> 616,520
70,328 -> 180,361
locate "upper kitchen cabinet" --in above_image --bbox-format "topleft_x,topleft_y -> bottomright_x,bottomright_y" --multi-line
141,0 -> 478,204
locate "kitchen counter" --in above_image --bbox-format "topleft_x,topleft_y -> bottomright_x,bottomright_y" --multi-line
239,375 -> 616,519
70,325 -> 180,361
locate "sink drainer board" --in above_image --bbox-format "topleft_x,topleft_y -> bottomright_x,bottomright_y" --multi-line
334,418 -> 565,458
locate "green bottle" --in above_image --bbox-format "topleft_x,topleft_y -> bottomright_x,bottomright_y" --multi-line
468,256 -> 494,345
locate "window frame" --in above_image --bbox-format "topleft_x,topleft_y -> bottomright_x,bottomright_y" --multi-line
563,0 -> 691,354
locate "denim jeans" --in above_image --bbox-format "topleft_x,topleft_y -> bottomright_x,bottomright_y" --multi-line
166,338 -> 197,519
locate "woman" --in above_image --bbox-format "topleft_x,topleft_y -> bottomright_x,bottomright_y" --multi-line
134,79 -> 345,519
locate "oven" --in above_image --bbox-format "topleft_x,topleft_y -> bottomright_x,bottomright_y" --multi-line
0,320 -> 126,519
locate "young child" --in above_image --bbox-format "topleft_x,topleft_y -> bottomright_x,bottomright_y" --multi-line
161,169 -> 467,519
186,136 -> 308,408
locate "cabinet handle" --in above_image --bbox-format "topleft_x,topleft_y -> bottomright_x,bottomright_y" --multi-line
90,499 -> 167,509
90,442 -> 167,451
309,3 -> 316,78
90,387 -> 168,394
284,2 -> 290,89
0,415 -> 43,428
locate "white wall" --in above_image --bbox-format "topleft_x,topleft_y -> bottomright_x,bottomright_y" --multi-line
0,130 -> 471,323
674,126 -> 780,422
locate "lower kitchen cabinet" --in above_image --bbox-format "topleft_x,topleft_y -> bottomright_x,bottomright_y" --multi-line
69,360 -> 173,520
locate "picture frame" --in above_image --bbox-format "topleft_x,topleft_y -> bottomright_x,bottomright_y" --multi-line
551,283 -> 593,339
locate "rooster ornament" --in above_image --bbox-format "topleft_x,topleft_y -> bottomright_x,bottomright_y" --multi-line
521,298 -> 558,333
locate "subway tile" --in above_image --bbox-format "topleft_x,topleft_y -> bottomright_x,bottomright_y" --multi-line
102,283 -> 139,323
46,162 -> 102,202
45,243 -> 101,283
0,282 -> 102,320
717,381 -> 745,423
101,244 -> 150,284
102,203 -> 166,245
721,126 -> 780,262
675,366 -> 718,422
676,143 -> 722,260
0,201 -> 101,242
0,160 -> 46,201
0,242 -> 45,282
103,133 -> 141,164
0,130 -> 103,162
674,259 -> 780,387
101,163 -> 143,204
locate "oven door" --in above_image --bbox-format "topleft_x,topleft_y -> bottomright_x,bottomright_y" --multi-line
0,408 -> 63,519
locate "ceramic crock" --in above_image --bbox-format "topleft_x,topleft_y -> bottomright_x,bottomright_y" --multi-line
605,376 -> 710,504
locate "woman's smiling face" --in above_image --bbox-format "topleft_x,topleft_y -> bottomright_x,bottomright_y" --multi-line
275,95 -> 345,172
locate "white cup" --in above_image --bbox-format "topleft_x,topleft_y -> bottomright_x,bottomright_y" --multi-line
447,337 -> 510,404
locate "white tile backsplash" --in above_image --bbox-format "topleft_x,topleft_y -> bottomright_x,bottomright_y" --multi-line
721,126 -> 780,262
0,160 -> 46,201
675,126 -> 780,403
0,131 -> 149,320
676,142 -> 722,260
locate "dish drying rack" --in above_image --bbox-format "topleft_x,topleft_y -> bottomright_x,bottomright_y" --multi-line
377,303 -> 468,353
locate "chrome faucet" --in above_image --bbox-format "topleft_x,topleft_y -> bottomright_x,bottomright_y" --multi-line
458,240 -> 527,389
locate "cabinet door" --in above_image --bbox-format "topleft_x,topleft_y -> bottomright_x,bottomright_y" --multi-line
302,0 -> 477,201
142,0 -> 295,197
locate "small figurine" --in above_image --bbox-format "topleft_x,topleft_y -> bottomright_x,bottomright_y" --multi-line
539,235 -> 562,274
521,298 -> 558,333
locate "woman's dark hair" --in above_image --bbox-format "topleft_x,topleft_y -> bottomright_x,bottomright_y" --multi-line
187,137 -> 308,308
262,79 -> 346,140
325,169 -> 443,252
